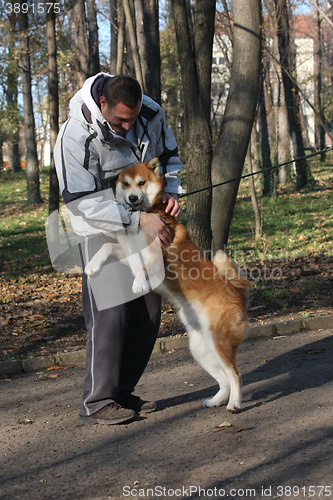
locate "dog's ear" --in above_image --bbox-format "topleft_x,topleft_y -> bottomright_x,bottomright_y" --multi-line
147,158 -> 161,178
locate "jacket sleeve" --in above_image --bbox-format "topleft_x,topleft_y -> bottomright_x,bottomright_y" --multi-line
54,119 -> 140,238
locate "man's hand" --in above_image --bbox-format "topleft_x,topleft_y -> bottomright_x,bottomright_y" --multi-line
162,193 -> 182,218
139,212 -> 172,248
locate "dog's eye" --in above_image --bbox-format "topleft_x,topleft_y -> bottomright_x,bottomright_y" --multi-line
138,181 -> 146,186
123,181 -> 129,187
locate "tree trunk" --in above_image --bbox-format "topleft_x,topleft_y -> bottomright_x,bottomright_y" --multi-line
47,2 -> 59,215
247,138 -> 262,241
171,0 -> 215,252
314,0 -> 326,161
109,0 -> 118,74
193,0 -> 215,125
18,8 -> 42,205
274,0 -> 313,190
72,1 -> 90,85
134,0 -> 161,103
258,76 -> 273,196
123,0 -> 144,89
116,3 -> 125,74
5,10 -> 21,172
86,0 -> 101,75
211,0 -> 261,252
277,71 -> 291,183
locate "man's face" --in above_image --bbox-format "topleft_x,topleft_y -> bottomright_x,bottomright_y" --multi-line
100,97 -> 141,133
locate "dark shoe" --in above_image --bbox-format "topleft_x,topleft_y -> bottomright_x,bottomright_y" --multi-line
79,402 -> 135,425
117,394 -> 157,414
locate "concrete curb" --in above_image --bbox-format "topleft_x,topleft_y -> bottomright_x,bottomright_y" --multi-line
0,314 -> 332,377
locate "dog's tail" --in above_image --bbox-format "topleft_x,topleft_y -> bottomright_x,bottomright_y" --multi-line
213,250 -> 251,296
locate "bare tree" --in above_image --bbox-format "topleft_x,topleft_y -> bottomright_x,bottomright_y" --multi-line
171,0 -> 215,251
116,3 -> 126,73
18,7 -> 42,205
47,2 -> 59,215
211,0 -> 261,252
274,0 -> 314,190
72,1 -> 90,86
4,9 -> 20,172
134,0 -> 161,102
86,0 -> 101,75
247,135 -> 262,240
258,74 -> 274,195
314,0 -> 326,160
109,0 -> 118,73
122,0 -> 144,88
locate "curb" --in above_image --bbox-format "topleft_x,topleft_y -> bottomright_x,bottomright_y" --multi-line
0,314 -> 332,377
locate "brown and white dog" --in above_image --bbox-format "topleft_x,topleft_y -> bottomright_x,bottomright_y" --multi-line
85,158 -> 251,412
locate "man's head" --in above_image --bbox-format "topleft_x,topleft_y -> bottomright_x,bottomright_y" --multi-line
100,75 -> 142,133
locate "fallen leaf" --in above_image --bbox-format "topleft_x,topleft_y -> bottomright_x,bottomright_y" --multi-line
47,365 -> 74,371
212,421 -> 233,432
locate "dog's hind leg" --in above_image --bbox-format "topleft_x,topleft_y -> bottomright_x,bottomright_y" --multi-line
211,341 -> 242,413
187,329 -> 231,408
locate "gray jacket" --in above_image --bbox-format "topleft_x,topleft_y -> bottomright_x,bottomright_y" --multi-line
54,73 -> 183,237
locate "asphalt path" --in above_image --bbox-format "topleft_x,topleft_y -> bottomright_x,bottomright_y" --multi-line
1,327 -> 332,500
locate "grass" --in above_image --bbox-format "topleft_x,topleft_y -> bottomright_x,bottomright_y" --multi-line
227,159 -> 333,263
0,169 -> 51,275
0,157 -> 332,279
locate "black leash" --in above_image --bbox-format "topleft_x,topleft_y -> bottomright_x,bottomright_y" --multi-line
179,147 -> 333,199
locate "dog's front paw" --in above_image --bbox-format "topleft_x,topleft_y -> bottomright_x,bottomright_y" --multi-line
132,274 -> 150,294
202,398 -> 220,408
85,262 -> 101,276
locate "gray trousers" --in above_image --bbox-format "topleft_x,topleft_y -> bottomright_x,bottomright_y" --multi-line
79,238 -> 161,417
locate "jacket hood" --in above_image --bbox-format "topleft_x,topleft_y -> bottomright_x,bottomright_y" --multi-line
69,72 -> 111,124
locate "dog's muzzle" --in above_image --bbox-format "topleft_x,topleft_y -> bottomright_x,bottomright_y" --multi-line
127,194 -> 143,208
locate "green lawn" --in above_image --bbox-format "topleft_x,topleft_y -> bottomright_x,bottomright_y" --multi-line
0,169 -> 50,275
228,161 -> 333,264
0,158 -> 332,278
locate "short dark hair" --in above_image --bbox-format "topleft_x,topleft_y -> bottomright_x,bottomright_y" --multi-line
102,75 -> 142,109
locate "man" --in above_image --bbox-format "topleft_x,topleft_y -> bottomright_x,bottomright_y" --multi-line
54,73 -> 182,424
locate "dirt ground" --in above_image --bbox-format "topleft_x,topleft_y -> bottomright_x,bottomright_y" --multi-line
1,253 -> 332,361
1,328 -> 332,500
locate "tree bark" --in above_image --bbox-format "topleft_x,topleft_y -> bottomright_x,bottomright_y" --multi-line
47,2 -> 59,215
193,0 -> 215,125
134,0 -> 161,102
171,0 -> 215,252
109,0 -> 118,74
5,9 -> 21,172
123,0 -> 144,89
274,0 -> 314,190
72,1 -> 90,86
247,137 -> 262,241
258,76 -> 273,196
18,6 -> 42,205
211,0 -> 261,252
314,0 -> 326,160
86,0 -> 101,75
116,3 -> 125,74
277,69 -> 291,183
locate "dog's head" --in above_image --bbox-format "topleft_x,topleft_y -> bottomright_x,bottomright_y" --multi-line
115,158 -> 164,210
